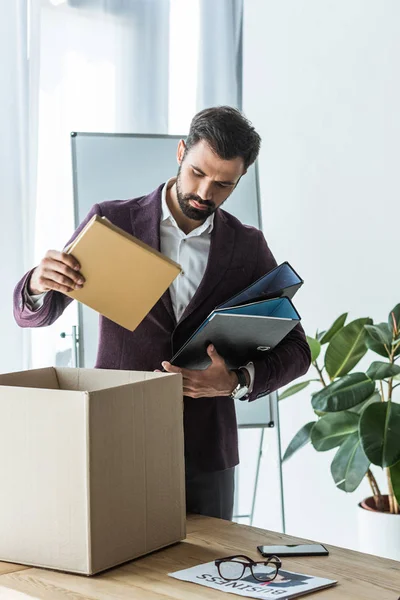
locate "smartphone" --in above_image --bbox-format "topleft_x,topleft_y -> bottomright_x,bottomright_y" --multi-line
257,543 -> 329,557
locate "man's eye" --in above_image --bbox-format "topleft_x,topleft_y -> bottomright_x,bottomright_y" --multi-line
193,170 -> 202,177
217,182 -> 230,188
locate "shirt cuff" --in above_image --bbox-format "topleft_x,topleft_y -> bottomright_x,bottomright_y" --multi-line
23,284 -> 47,311
240,362 -> 255,394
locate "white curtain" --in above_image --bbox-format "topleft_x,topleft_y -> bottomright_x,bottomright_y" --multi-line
1,0 -> 242,371
0,0 -> 40,372
32,0 -> 171,368
197,0 -> 243,110
168,0 -> 243,134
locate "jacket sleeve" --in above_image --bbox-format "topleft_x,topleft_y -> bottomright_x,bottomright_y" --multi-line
13,203 -> 103,329
247,230 -> 311,401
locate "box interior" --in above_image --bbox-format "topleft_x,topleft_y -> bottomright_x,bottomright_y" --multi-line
0,367 -> 171,392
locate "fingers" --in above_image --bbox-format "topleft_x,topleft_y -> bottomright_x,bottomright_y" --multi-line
45,249 -> 81,272
44,253 -> 84,285
30,249 -> 86,294
35,276 -> 76,296
162,361 -> 182,374
183,387 -> 201,398
49,268 -> 84,291
183,390 -> 199,398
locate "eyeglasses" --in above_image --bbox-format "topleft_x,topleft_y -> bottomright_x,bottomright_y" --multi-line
215,554 -> 282,583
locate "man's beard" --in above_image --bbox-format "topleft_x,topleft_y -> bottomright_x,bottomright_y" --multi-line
176,166 -> 216,221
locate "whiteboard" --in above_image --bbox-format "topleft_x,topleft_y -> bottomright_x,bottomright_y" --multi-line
71,132 -> 272,426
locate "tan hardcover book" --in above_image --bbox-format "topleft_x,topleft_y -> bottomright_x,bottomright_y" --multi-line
64,215 -> 181,331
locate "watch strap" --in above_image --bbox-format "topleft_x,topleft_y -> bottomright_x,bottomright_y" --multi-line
232,368 -> 248,388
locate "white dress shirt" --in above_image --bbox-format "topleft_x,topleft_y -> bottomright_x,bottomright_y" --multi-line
160,177 -> 214,322
24,178 -> 254,390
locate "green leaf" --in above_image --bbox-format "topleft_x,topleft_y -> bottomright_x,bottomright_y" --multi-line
316,330 -> 326,342
311,412 -> 360,452
319,313 -> 348,345
388,304 -> 400,336
359,401 -> 400,468
366,321 -> 400,358
365,323 -> 392,350
348,392 -> 380,415
307,336 -> 321,363
312,373 -> 375,413
279,380 -> 312,400
365,335 -> 391,358
390,460 -> 400,506
366,362 -> 400,380
331,433 -> 370,493
325,318 -> 372,380
282,422 -> 315,462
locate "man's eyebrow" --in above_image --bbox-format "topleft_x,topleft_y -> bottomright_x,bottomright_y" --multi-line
190,164 -> 236,186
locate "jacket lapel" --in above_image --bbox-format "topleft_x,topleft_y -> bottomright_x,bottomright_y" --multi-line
177,209 -> 235,324
130,186 -> 176,324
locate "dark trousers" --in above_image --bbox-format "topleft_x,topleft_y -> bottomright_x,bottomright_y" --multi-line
185,465 -> 235,521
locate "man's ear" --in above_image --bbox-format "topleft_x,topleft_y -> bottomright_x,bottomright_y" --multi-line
177,139 -> 186,165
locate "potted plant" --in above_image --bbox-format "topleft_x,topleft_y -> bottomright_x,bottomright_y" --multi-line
280,304 -> 400,560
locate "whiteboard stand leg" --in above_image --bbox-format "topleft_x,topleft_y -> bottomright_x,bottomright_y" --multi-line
72,326 -> 79,368
273,392 -> 286,533
60,326 -> 80,369
250,427 -> 264,526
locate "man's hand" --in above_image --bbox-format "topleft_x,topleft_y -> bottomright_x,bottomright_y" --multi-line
161,344 -> 239,398
28,250 -> 85,295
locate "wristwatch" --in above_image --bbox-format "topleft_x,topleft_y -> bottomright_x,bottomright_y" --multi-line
230,368 -> 249,400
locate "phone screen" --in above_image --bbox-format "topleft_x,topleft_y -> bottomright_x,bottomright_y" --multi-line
257,544 -> 328,557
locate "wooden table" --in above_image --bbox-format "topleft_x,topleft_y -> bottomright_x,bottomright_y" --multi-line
0,515 -> 398,599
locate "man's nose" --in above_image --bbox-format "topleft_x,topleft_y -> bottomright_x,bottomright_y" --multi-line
197,180 -> 213,202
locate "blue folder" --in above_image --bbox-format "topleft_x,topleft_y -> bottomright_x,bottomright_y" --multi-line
218,261 -> 303,309
170,262 -> 303,370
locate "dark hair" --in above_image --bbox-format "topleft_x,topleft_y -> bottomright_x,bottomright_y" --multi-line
185,106 -> 261,170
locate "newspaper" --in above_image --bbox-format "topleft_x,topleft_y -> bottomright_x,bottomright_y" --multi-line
169,561 -> 337,599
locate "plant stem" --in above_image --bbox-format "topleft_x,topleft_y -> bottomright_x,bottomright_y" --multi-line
313,361 -> 327,387
366,469 -> 384,511
387,469 -> 399,514
379,380 -> 385,402
387,377 -> 393,402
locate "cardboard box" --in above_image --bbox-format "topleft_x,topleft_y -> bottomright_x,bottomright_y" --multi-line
0,367 -> 185,575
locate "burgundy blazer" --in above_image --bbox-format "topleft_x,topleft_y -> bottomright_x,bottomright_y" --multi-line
14,184 -> 311,472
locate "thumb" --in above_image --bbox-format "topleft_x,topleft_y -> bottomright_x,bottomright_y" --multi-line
207,343 -> 223,364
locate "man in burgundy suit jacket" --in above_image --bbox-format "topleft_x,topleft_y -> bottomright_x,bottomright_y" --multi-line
14,107 -> 311,520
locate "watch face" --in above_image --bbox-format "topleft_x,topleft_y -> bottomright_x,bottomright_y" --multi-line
233,385 -> 249,400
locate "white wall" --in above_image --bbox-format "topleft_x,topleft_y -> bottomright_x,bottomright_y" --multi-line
243,0 -> 400,550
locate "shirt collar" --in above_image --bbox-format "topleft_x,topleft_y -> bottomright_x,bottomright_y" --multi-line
161,177 -> 214,234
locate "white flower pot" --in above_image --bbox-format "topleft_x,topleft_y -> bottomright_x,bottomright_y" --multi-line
357,496 -> 400,561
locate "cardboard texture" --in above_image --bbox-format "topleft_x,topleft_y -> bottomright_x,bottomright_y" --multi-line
64,215 -> 181,331
0,367 -> 185,575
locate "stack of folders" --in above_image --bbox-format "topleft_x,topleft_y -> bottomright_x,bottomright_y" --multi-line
170,262 -> 303,369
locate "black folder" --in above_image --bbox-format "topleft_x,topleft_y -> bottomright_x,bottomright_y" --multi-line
170,262 -> 303,370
